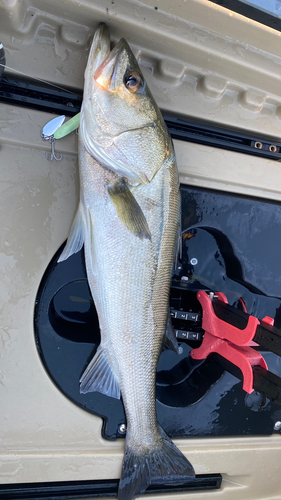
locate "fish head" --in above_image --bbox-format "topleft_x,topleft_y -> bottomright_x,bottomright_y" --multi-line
81,26 -> 172,186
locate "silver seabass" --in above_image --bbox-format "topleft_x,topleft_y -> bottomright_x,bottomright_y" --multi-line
58,23 -> 195,500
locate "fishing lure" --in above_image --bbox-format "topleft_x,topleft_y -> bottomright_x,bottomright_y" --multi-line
41,113 -> 80,160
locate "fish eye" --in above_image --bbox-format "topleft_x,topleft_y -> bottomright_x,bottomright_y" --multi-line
124,72 -> 144,93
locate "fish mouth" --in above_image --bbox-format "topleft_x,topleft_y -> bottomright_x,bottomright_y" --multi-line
85,26 -> 132,93
85,23 -> 111,78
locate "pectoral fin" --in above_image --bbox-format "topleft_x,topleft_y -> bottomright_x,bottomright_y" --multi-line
107,178 -> 151,240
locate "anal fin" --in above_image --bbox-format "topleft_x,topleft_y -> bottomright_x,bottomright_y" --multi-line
80,345 -> 120,399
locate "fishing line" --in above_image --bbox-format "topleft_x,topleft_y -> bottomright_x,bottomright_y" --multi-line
0,62 -> 80,96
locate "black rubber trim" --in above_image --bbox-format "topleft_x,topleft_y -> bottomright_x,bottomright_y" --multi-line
253,365 -> 281,406
208,0 -> 281,33
0,474 -> 222,499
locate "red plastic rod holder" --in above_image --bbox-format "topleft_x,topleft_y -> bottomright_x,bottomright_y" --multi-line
191,291 -> 268,394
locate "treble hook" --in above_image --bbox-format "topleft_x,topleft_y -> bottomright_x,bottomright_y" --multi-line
45,137 -> 63,161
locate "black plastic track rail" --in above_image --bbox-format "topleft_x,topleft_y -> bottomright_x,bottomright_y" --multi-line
1,75 -> 281,161
0,76 -> 82,115
0,474 -> 222,499
162,114 -> 281,161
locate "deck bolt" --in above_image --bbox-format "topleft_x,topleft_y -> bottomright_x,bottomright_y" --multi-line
119,424 -> 126,434
190,258 -> 198,265
274,421 -> 281,431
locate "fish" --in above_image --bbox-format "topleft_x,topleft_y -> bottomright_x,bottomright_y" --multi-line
58,23 -> 195,500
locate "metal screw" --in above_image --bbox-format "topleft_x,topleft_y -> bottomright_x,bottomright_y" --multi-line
274,421 -> 281,431
181,276 -> 189,282
119,424 -> 126,434
178,346 -> 183,355
190,258 -> 198,265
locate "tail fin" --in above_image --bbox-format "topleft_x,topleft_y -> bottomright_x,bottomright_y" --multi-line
118,426 -> 195,500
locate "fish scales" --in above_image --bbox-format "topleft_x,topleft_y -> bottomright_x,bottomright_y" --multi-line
59,23 -> 195,500
80,141 -> 177,443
